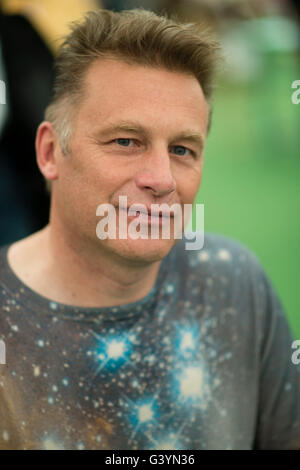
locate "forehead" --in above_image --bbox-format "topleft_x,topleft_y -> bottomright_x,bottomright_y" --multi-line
77,58 -> 209,134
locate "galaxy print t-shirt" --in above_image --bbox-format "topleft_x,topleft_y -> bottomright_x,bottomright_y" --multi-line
0,232 -> 300,450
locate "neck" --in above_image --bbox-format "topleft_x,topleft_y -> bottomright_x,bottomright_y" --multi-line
51,222 -> 163,307
9,222 -> 162,308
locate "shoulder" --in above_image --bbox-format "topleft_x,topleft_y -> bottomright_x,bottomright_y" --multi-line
0,243 -> 24,329
174,230 -> 265,277
0,243 -> 12,288
0,244 -> 14,324
172,231 -> 280,313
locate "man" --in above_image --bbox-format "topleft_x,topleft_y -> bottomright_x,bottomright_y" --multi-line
0,8 -> 300,450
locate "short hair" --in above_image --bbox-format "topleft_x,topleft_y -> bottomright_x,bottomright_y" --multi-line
43,8 -> 221,191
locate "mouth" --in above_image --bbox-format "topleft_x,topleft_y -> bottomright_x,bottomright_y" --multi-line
118,207 -> 175,219
117,205 -> 175,225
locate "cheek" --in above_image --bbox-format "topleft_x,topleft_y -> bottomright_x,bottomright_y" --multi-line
177,170 -> 202,204
67,143 -> 122,192
57,159 -> 96,221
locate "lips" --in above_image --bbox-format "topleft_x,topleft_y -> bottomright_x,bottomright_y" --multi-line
118,204 -> 175,218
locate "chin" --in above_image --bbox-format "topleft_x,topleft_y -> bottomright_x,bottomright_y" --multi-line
107,237 -> 176,264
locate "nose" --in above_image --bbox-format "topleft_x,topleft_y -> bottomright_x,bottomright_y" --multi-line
134,146 -> 176,198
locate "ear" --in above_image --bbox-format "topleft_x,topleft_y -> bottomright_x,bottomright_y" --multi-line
35,121 -> 60,183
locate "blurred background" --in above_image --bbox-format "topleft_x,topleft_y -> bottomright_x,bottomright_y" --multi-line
0,0 -> 299,335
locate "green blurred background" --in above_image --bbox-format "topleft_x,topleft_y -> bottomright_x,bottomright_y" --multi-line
194,37 -> 300,336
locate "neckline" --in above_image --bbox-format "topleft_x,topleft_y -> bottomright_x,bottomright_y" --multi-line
0,243 -> 174,323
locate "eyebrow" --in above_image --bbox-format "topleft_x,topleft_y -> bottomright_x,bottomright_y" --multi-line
173,131 -> 205,151
95,121 -> 205,151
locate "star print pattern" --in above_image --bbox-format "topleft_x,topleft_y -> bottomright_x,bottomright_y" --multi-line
0,232 -> 300,450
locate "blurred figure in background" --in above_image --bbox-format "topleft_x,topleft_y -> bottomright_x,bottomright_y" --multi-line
0,0 -> 100,246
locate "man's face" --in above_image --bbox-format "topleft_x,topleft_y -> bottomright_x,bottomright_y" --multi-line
52,58 -> 209,264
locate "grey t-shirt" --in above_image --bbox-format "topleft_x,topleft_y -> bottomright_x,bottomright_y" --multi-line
0,232 -> 299,450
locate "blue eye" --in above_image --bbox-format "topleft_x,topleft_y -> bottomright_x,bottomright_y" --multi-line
171,146 -> 192,157
115,138 -> 132,146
